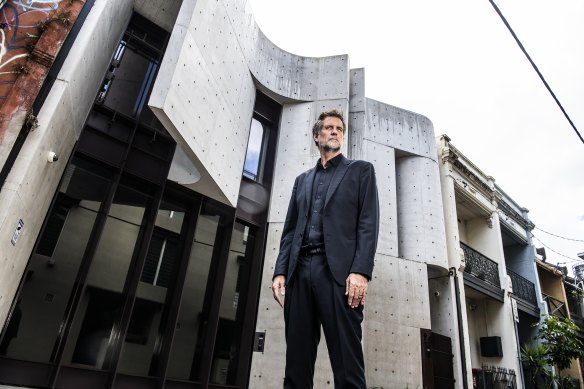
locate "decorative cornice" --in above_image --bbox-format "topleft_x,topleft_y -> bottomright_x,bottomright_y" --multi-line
498,199 -> 535,231
440,146 -> 458,164
452,158 -> 494,198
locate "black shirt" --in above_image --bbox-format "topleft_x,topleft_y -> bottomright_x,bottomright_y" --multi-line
302,154 -> 343,248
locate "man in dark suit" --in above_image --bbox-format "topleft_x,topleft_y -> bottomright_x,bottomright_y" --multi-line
272,109 -> 379,389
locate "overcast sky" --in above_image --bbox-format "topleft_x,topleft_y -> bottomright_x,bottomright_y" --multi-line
250,0 -> 584,272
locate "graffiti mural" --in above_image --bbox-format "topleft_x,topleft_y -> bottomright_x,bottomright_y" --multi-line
0,0 -> 60,107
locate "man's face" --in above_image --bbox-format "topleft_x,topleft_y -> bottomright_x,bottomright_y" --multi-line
315,116 -> 344,152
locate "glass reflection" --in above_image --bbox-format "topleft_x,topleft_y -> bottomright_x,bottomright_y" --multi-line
210,222 -> 254,385
166,203 -> 220,380
117,199 -> 186,376
62,182 -> 150,368
0,158 -> 111,363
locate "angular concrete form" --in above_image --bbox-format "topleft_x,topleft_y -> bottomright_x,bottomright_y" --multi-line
0,0 -> 451,387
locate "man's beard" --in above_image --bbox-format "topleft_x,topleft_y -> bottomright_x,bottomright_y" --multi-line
321,141 -> 340,153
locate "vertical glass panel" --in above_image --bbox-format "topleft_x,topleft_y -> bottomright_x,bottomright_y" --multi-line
117,200 -> 186,376
62,182 -> 150,369
243,118 -> 265,181
210,222 -> 254,385
99,42 -> 156,118
166,202 -> 221,381
0,158 -> 112,362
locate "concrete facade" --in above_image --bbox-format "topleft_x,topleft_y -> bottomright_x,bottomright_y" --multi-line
146,1 -> 449,386
2,1 -> 546,388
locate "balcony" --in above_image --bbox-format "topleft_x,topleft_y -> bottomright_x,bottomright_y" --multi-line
507,268 -> 539,317
461,242 -> 504,301
461,243 -> 501,287
507,269 -> 537,304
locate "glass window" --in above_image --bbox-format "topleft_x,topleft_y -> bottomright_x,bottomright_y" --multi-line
117,199 -> 186,376
97,40 -> 158,118
166,201 -> 221,381
0,158 -> 112,362
61,180 -> 151,369
210,222 -> 254,385
243,118 -> 267,181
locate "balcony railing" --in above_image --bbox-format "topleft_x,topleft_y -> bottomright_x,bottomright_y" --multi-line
542,294 -> 568,318
461,242 -> 501,288
507,268 -> 537,305
472,366 -> 517,389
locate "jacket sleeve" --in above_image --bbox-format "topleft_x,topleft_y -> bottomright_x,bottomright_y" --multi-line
349,162 -> 379,279
273,176 -> 300,280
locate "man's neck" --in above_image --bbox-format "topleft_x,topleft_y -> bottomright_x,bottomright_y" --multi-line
319,150 -> 341,168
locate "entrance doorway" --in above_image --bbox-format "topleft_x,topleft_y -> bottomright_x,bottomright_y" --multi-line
421,328 -> 455,389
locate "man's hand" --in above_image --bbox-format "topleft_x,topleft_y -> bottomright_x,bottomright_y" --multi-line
272,275 -> 286,308
346,273 -> 368,308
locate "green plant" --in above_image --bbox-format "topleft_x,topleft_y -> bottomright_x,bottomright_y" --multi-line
535,315 -> 584,388
570,288 -> 584,301
520,344 -> 552,388
54,12 -> 71,26
555,374 -> 580,389
24,112 -> 39,131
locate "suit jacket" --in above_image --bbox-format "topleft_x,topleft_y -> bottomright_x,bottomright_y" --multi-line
273,155 -> 379,286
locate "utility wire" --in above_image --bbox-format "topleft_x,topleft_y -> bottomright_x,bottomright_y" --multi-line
531,233 -> 583,262
487,0 -> 584,144
534,226 -> 584,242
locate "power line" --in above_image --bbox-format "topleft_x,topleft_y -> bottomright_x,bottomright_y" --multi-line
531,233 -> 582,262
487,0 -> 584,145
534,226 -> 584,242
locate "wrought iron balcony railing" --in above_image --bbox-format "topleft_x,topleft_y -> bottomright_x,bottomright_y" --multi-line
506,268 -> 537,305
472,365 -> 517,389
461,242 -> 501,288
542,294 -> 568,318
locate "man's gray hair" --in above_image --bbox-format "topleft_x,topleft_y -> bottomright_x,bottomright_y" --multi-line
312,109 -> 346,146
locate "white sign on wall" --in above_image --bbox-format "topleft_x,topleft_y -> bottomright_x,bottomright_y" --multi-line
11,219 -> 24,246
511,298 -> 519,323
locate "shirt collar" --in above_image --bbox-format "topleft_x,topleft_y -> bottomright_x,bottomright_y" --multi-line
317,153 -> 343,169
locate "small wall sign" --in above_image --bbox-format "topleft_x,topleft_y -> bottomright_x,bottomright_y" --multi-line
11,219 -> 24,246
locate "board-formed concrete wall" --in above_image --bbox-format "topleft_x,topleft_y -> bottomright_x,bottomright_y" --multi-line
0,0 -> 450,386
149,0 -> 350,207
145,1 -> 448,386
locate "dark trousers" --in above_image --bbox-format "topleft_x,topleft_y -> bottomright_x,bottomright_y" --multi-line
283,254 -> 366,389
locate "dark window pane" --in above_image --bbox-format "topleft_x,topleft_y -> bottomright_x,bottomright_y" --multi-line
210,222 -> 253,385
166,202 -> 221,380
0,159 -> 112,363
117,200 -> 186,376
98,43 -> 157,118
35,201 -> 69,257
63,182 -> 151,369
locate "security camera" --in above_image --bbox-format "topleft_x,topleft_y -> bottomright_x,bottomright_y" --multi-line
48,151 -> 58,163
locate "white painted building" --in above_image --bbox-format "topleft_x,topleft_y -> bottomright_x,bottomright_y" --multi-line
436,134 -> 552,389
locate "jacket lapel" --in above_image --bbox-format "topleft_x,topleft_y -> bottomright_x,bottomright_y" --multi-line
324,156 -> 351,207
304,168 -> 316,211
